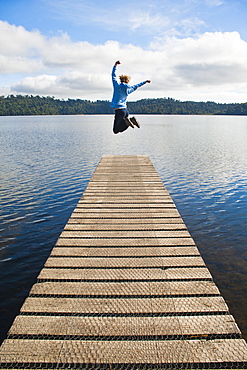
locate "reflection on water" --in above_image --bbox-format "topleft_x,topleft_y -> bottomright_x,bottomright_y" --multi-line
0,114 -> 247,343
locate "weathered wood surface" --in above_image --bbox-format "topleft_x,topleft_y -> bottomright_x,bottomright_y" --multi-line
0,155 -> 247,368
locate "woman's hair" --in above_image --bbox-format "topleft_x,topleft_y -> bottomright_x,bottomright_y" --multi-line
119,75 -> 131,83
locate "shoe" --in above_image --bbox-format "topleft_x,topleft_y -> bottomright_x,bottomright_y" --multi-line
125,117 -> 134,128
130,116 -> 140,128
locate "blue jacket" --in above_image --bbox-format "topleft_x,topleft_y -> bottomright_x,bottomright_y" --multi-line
110,65 -> 147,109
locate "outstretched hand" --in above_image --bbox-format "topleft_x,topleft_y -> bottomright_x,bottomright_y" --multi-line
115,60 -> 121,65
146,80 -> 151,83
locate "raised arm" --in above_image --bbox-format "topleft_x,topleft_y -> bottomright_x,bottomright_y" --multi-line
112,61 -> 121,85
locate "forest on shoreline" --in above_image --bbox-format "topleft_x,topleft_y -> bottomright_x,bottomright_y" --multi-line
0,94 -> 247,116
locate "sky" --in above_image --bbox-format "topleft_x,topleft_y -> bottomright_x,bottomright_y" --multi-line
0,0 -> 247,103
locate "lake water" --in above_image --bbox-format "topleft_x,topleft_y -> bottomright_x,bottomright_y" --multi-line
0,114 -> 247,344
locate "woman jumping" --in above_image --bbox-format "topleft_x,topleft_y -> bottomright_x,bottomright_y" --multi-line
110,61 -> 151,134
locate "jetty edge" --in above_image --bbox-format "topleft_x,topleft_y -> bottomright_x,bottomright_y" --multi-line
0,155 -> 247,369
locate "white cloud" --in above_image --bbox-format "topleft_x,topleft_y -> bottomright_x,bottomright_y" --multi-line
0,21 -> 44,57
0,55 -> 42,74
150,31 -> 247,87
12,72 -> 111,97
13,75 -> 58,94
1,21 -> 247,102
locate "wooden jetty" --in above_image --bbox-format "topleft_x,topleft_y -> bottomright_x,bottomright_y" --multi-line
0,155 -> 247,369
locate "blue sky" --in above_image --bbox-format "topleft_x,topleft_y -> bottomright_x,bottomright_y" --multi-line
1,0 -> 247,102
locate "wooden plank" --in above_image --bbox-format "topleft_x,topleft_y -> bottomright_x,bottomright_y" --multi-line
70,213 -> 181,220
88,180 -> 164,184
59,230 -> 191,238
85,185 -> 165,190
87,181 -> 164,184
81,195 -> 172,200
38,267 -> 212,281
77,202 -> 175,207
20,296 -> 229,314
1,339 -> 247,364
99,173 -> 160,177
64,223 -> 187,230
55,237 -> 196,247
29,280 -> 220,296
44,256 -> 205,268
50,246 -> 200,257
8,314 -> 240,336
71,209 -> 180,215
83,191 -> 167,196
68,217 -> 184,224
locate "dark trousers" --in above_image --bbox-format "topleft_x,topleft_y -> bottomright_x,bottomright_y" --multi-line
113,108 -> 129,134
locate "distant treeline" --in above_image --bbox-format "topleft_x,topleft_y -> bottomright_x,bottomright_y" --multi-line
0,95 -> 247,116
